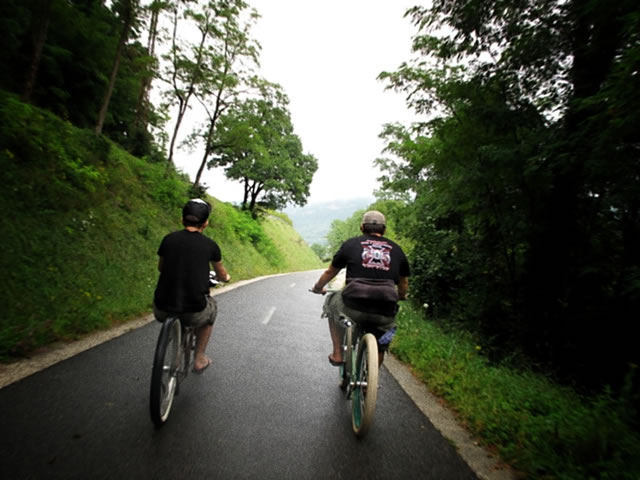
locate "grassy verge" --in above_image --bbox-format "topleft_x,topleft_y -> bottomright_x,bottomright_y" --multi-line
0,91 -> 322,359
391,302 -> 640,479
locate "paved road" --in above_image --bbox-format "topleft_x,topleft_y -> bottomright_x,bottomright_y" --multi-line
0,271 -> 478,479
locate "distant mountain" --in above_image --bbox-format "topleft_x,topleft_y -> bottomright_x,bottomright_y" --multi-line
284,197 -> 374,246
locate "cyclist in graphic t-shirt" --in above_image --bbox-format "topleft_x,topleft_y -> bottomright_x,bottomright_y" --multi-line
311,210 -> 410,366
153,199 -> 231,374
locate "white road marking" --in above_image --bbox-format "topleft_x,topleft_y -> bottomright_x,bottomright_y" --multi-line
262,306 -> 276,325
289,283 -> 296,288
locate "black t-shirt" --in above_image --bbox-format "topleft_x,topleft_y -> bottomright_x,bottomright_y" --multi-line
153,230 -> 222,313
331,234 -> 410,315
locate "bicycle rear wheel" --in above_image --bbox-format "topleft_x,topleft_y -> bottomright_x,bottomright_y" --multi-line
351,333 -> 379,437
150,317 -> 181,427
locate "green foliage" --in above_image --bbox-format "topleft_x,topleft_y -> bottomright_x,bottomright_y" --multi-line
260,213 -> 324,272
391,303 -> 640,479
377,0 -> 640,390
324,199 -> 411,254
0,0 -> 164,158
325,210 -> 364,254
310,243 -> 330,262
0,94 -> 322,358
227,208 -> 283,266
208,93 -> 318,213
268,210 -> 293,226
161,0 -> 258,166
0,91 -> 109,200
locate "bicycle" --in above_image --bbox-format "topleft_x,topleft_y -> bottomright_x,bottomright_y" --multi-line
149,271 -> 221,427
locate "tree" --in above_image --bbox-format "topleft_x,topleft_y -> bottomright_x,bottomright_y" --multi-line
0,0 -> 163,156
133,0 -> 170,134
325,211 -> 364,254
310,243 -> 330,262
378,0 -> 640,389
325,199 -> 407,255
96,0 -> 140,134
161,0 -> 251,167
208,95 -> 318,214
0,0 -> 118,126
190,6 -> 260,190
22,0 -> 54,103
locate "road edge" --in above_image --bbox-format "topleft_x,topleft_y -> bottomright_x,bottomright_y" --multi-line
384,354 -> 516,480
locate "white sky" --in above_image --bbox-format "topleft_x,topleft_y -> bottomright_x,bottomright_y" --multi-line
175,0 -> 421,205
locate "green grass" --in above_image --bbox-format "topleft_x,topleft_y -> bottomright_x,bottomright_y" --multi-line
391,303 -> 640,479
0,91 -> 323,358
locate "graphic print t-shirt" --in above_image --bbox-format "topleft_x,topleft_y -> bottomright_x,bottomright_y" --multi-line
331,234 -> 410,315
153,230 -> 221,313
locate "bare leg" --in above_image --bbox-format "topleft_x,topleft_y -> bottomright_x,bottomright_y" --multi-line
378,350 -> 384,367
328,318 -> 343,364
194,324 -> 213,370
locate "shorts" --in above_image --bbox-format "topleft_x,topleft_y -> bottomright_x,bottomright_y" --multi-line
153,296 -> 218,328
322,290 -> 396,349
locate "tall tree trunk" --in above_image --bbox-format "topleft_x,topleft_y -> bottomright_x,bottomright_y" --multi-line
167,95 -> 188,165
193,119 -> 216,188
193,86 -> 226,188
249,182 -> 263,215
134,5 -> 159,130
192,39 -> 233,189
242,178 -> 250,210
96,0 -> 134,134
23,0 -> 53,103
166,8 -> 209,165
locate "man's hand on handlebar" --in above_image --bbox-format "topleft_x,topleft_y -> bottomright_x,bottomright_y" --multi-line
309,286 -> 327,295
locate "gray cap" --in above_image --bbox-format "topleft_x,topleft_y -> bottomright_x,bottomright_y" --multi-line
362,210 -> 386,225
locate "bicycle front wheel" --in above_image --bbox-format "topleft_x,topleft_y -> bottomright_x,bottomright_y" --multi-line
150,317 -> 181,427
351,333 -> 379,437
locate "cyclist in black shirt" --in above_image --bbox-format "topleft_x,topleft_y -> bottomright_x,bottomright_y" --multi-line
311,210 -> 410,366
153,199 -> 230,373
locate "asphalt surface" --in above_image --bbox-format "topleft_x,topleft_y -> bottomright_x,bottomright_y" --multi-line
0,271 -> 480,479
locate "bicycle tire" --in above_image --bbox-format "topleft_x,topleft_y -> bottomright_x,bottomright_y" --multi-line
150,317 -> 181,427
351,333 -> 379,437
339,327 -> 352,390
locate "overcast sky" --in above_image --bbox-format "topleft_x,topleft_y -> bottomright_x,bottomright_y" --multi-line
175,1 -> 421,205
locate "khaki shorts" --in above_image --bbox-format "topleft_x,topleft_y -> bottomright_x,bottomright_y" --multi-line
153,296 -> 218,328
323,291 -> 395,347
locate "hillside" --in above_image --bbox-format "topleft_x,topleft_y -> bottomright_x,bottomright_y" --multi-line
0,92 -> 322,359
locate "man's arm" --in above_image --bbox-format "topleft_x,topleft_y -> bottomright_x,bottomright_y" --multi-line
397,276 -> 409,300
311,264 -> 341,294
212,260 -> 231,282
158,257 -> 163,272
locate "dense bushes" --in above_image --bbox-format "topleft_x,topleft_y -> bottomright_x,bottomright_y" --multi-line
376,1 -> 640,393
